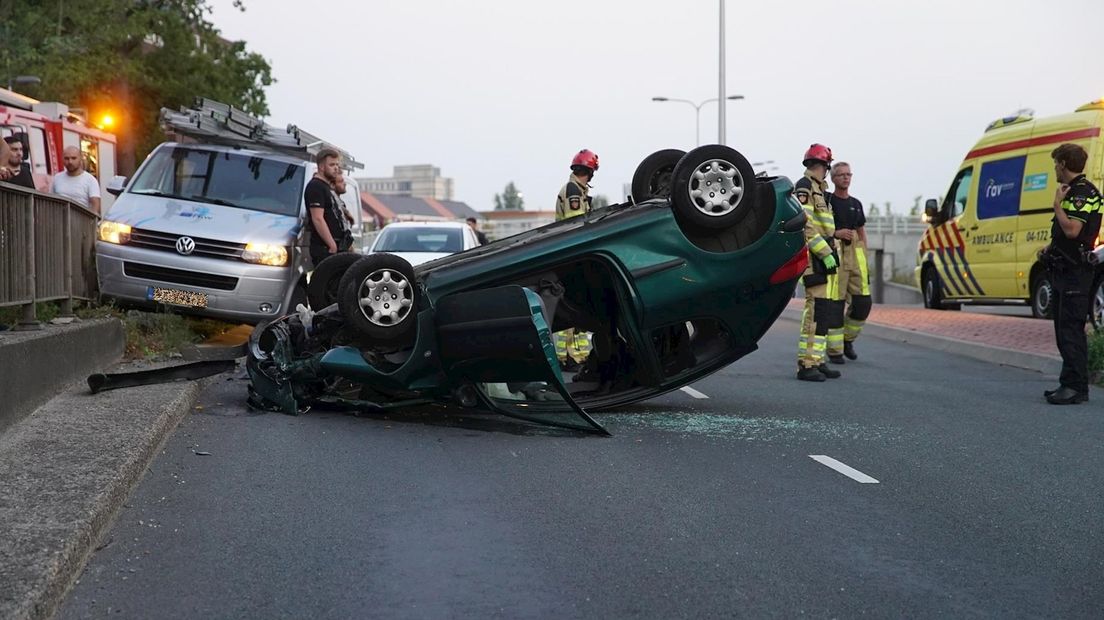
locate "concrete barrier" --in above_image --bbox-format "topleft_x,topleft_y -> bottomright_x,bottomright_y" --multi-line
0,319 -> 124,434
882,281 -> 923,305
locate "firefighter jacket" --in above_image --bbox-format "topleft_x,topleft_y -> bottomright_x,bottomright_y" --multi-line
555,174 -> 591,221
795,171 -> 836,275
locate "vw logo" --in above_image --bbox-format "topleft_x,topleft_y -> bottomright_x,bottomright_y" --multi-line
176,236 -> 196,255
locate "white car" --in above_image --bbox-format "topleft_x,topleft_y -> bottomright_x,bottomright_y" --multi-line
366,221 -> 481,266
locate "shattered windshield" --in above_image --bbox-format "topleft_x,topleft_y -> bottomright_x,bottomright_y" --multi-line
129,146 -> 305,216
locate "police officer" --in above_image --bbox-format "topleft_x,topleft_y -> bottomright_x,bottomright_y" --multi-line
795,144 -> 843,381
1042,143 -> 1102,404
826,161 -> 871,363
556,149 -> 598,221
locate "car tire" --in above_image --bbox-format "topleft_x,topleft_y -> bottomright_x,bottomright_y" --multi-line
288,282 -> 308,315
1031,272 -> 1054,319
337,253 -> 418,344
669,144 -> 757,230
630,149 -> 685,202
922,266 -> 951,310
308,253 -> 362,311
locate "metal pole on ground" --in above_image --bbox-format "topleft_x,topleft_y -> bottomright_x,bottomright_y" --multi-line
17,192 -> 40,330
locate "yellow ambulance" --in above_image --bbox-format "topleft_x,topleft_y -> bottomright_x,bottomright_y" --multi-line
916,99 -> 1104,321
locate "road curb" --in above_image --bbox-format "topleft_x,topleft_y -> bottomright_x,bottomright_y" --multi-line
780,307 -> 1062,375
0,367 -> 217,620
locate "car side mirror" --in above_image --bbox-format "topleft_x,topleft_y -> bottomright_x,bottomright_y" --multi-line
924,198 -> 939,219
106,175 -> 128,197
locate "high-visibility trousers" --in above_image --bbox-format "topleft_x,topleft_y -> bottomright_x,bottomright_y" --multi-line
554,328 -> 591,364
827,244 -> 872,356
798,273 -> 841,368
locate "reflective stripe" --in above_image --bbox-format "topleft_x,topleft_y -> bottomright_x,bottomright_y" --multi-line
856,247 -> 871,296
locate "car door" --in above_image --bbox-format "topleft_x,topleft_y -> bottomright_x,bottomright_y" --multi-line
929,167 -> 985,299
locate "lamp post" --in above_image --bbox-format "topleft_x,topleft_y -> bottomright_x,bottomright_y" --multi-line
651,95 -> 745,147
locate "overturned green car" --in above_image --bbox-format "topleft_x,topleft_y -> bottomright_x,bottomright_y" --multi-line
247,145 -> 809,435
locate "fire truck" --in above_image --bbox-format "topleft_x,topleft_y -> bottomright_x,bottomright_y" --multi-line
0,88 -> 119,211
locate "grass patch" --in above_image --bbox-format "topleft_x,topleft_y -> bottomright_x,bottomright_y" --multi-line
2,300 -> 237,360
1090,329 -> 1104,384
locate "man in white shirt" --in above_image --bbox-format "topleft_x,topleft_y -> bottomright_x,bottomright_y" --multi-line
51,146 -> 101,213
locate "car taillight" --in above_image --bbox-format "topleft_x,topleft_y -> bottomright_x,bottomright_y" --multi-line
769,246 -> 809,285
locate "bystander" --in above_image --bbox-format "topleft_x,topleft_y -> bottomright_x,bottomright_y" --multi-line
305,148 -> 352,266
3,135 -> 35,189
50,146 -> 101,212
466,217 -> 489,245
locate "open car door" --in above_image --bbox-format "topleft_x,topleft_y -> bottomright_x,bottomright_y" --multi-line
435,285 -> 610,436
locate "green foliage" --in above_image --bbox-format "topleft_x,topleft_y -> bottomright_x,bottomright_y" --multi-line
493,182 -> 524,211
1089,328 -> 1104,383
0,0 -> 273,160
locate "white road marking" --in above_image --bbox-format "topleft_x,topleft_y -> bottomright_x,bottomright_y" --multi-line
808,455 -> 880,484
680,386 -> 709,399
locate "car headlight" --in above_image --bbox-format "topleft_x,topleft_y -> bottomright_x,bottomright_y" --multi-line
242,243 -> 288,266
98,221 -> 132,244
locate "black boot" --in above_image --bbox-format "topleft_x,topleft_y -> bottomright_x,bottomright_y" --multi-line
1046,386 -> 1088,405
797,366 -> 826,382
817,364 -> 841,379
828,354 -> 846,365
844,340 -> 858,360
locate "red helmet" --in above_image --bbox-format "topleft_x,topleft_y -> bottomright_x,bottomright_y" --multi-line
571,149 -> 599,172
802,143 -> 833,167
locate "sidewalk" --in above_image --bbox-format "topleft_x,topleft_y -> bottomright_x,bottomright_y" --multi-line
782,299 -> 1061,374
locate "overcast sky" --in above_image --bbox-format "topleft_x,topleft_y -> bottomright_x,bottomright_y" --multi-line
208,0 -> 1104,214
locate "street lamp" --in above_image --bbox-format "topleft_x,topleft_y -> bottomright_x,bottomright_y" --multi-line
5,75 -> 41,91
651,95 -> 745,147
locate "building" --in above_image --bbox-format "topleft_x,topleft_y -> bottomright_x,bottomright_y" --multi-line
355,164 -> 454,200
478,209 -> 556,241
358,193 -> 479,228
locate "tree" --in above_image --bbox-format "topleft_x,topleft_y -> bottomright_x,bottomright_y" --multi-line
910,195 -> 922,217
592,195 -> 610,210
493,182 -> 524,211
868,202 -> 880,216
884,201 -> 893,217
0,0 -> 274,172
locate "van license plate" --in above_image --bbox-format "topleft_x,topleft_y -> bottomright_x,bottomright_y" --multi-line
150,287 -> 208,308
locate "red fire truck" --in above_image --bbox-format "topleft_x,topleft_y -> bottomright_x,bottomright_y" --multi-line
0,88 -> 119,211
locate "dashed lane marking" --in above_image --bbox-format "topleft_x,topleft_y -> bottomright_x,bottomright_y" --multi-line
809,455 -> 880,484
680,386 -> 709,399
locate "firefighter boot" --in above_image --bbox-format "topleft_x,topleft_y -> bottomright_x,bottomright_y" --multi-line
817,364 -> 841,379
797,365 -> 826,382
844,340 -> 857,361
828,353 -> 846,365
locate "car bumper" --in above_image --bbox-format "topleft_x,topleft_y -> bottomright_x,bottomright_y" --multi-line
96,242 -> 296,324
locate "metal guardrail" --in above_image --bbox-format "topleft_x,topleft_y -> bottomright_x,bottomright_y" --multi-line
0,182 -> 99,329
864,215 -> 927,235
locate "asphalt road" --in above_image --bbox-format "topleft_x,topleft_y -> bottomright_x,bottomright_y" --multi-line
59,319 -> 1104,618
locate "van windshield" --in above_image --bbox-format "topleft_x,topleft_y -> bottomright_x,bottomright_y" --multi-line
129,146 -> 305,216
373,227 -> 464,253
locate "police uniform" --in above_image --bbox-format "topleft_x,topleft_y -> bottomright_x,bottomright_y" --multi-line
827,193 -> 871,360
795,171 -> 844,374
1047,174 -> 1103,399
556,173 -> 592,221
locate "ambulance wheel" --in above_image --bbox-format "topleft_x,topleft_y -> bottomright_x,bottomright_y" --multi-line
308,252 -> 361,311
1090,277 -> 1104,331
670,145 -> 757,230
922,266 -> 960,311
631,149 -> 685,202
1030,273 -> 1054,320
337,253 -> 417,344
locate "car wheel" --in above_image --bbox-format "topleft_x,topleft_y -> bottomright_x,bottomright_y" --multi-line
670,145 -> 757,230
308,253 -> 362,311
921,266 -> 960,310
1091,277 -> 1104,330
337,253 -> 417,344
1031,273 -> 1053,319
630,149 -> 685,202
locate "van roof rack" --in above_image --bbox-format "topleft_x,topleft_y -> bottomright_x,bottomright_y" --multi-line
984,108 -> 1034,132
160,98 -> 363,169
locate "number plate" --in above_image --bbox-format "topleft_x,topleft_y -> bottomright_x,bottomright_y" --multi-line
149,287 -> 208,308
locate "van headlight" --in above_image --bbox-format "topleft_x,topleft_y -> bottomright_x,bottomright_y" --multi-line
242,243 -> 288,266
98,221 -> 132,244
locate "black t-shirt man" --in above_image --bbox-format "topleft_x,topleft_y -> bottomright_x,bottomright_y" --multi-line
305,176 -> 349,264
8,162 -> 35,189
827,193 -> 865,236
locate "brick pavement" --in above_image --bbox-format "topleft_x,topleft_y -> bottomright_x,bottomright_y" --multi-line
786,299 -> 1059,358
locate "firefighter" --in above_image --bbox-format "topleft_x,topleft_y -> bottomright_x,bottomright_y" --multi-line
795,144 -> 843,381
555,149 -> 598,221
554,149 -> 600,368
826,161 -> 871,363
1041,143 -> 1102,404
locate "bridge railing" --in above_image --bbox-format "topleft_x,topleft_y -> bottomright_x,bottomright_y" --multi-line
0,182 -> 99,329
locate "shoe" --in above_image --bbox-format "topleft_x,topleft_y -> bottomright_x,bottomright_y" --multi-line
797,367 -> 826,382
1046,386 -> 1088,405
817,364 -> 842,379
828,354 -> 846,365
1044,386 -> 1061,398
844,341 -> 858,361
